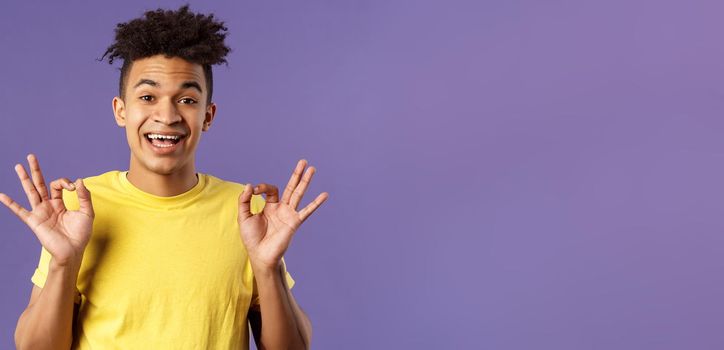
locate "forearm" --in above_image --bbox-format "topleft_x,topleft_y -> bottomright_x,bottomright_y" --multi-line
284,282 -> 312,347
15,261 -> 80,350
254,263 -> 310,350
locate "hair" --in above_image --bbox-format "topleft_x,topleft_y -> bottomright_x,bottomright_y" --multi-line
101,5 -> 230,105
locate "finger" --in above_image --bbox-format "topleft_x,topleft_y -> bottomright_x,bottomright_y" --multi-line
281,159 -> 307,204
290,166 -> 316,210
15,164 -> 41,209
49,178 -> 74,200
27,154 -> 50,200
0,192 -> 32,223
299,192 -> 329,222
253,183 -> 279,203
238,184 -> 253,222
74,179 -> 94,217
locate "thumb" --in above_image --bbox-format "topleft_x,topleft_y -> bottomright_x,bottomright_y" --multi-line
74,178 -> 94,217
238,184 -> 253,222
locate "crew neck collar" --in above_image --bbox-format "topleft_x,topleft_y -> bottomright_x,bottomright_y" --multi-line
118,171 -> 207,207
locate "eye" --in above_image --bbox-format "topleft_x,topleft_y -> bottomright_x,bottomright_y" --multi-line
140,95 -> 154,102
179,98 -> 197,105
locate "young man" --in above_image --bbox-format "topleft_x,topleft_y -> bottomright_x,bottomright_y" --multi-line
0,6 -> 327,349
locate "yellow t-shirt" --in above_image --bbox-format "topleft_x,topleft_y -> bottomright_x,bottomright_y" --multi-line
31,171 -> 294,349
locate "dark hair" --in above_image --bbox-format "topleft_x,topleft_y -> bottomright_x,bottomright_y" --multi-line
101,5 -> 230,104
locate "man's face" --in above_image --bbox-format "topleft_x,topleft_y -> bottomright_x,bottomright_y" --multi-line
112,55 -> 216,176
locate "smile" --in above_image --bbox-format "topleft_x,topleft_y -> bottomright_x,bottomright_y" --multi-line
144,133 -> 186,151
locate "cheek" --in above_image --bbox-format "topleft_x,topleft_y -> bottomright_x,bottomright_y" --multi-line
183,113 -> 207,135
125,128 -> 141,146
124,110 -> 147,132
185,133 -> 201,147
122,116 -> 144,142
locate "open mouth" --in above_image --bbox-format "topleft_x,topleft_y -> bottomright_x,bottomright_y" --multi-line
144,133 -> 186,148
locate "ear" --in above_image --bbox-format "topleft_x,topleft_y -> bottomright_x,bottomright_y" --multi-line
112,96 -> 126,127
202,102 -> 217,132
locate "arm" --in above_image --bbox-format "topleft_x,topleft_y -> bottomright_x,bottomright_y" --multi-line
249,263 -> 312,349
15,266 -> 80,349
0,154 -> 94,350
238,159 -> 327,350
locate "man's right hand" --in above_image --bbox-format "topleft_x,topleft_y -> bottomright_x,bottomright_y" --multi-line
0,154 -> 94,268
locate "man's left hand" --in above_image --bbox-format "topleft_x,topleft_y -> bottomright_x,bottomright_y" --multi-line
238,159 -> 329,271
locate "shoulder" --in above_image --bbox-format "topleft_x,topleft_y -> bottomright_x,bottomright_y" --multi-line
202,174 -> 266,214
81,170 -> 123,193
60,171 -> 120,210
203,173 -> 246,193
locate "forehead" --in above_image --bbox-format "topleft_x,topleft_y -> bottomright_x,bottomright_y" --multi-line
128,55 -> 205,87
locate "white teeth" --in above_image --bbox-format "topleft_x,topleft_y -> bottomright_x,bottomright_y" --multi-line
153,143 -> 175,148
146,133 -> 181,140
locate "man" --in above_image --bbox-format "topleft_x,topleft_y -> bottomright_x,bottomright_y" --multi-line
0,5 -> 327,349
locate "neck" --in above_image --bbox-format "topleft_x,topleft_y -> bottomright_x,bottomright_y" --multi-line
126,160 -> 199,197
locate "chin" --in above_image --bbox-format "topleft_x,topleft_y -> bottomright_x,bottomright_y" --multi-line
146,161 -> 185,176
129,143 -> 195,176
132,154 -> 187,176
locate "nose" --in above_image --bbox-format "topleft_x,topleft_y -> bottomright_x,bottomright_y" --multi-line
153,99 -> 182,125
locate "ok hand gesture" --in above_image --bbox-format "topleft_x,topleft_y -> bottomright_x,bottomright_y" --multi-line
238,159 -> 328,270
0,154 -> 94,268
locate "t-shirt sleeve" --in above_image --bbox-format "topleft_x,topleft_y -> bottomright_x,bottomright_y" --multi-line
30,188 -> 80,288
281,259 -> 296,290
30,246 -> 53,288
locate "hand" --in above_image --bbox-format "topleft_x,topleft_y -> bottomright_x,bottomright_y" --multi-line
238,159 -> 328,270
0,154 -> 94,268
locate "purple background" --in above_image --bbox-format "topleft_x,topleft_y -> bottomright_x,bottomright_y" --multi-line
1,0 -> 723,349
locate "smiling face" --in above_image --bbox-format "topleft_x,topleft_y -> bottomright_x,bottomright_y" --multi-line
112,55 -> 216,178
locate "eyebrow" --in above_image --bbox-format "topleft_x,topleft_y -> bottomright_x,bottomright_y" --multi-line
180,81 -> 203,93
133,79 -> 158,89
133,79 -> 203,93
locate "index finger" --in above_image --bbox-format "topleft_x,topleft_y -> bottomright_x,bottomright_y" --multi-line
253,183 -> 280,203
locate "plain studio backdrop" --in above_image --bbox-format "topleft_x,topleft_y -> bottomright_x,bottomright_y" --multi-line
1,1 -> 724,349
